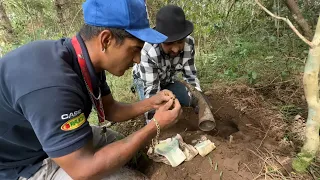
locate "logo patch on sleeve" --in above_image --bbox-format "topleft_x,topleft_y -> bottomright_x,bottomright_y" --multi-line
61,113 -> 86,131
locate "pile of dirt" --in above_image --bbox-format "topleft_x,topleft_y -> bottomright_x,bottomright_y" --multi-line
114,82 -> 312,179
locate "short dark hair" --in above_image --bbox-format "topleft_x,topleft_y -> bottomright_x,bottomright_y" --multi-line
79,24 -> 135,44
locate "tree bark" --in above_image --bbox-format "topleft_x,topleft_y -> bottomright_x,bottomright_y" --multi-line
0,0 -> 14,43
292,16 -> 320,173
284,0 -> 313,40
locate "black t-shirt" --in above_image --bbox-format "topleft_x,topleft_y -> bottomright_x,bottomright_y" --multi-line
0,34 -> 111,180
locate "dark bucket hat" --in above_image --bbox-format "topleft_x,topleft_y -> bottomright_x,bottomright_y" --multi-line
155,5 -> 194,43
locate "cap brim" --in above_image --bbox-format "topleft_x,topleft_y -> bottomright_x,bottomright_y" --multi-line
126,28 -> 168,44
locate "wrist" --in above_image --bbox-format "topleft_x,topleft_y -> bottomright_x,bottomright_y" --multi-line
150,117 -> 161,146
146,118 -> 157,135
149,96 -> 158,109
145,95 -> 155,107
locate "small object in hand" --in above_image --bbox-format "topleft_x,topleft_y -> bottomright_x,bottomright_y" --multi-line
169,98 -> 175,110
164,91 -> 176,110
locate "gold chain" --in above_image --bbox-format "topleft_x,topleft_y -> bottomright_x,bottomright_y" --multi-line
151,117 -> 160,148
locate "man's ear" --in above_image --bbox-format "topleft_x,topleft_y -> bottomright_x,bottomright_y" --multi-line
99,30 -> 113,50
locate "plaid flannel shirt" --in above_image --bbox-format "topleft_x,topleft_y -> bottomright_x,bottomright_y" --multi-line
133,35 -> 201,121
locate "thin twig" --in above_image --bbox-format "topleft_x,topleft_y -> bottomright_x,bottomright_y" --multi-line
254,0 -> 315,48
255,148 -> 287,178
248,149 -> 271,167
253,174 -> 264,180
264,148 -> 290,176
214,106 -> 223,114
258,119 -> 273,149
308,168 -> 317,180
248,148 -> 286,179
243,163 -> 255,178
246,124 -> 265,133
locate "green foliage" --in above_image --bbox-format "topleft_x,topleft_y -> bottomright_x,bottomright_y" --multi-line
0,0 -> 312,104
293,152 -> 315,173
247,71 -> 257,85
1,0 -> 84,54
145,0 -> 308,88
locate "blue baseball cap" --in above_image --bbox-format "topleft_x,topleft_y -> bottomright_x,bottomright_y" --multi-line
82,0 -> 167,44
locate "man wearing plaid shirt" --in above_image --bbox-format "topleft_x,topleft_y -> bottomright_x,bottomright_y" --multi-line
133,5 -> 201,122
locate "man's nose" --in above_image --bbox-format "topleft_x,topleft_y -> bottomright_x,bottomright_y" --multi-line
172,46 -> 179,53
133,56 -> 141,64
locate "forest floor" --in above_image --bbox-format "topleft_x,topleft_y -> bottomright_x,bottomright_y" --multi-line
111,81 -> 320,180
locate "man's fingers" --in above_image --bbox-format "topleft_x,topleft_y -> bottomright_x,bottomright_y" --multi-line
161,94 -> 172,102
162,90 -> 175,99
171,99 -> 181,112
160,99 -> 174,111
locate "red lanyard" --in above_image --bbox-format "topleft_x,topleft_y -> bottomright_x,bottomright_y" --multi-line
71,36 -> 106,126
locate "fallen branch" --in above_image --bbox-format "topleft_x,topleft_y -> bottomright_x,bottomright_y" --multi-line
254,0 -> 315,48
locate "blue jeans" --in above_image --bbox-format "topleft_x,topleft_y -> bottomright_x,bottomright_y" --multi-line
133,79 -> 192,107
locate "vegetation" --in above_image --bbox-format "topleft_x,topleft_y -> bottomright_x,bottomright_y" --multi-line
1,0 -> 320,175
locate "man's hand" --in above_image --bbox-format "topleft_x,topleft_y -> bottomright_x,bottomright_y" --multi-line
151,90 -> 176,109
153,98 -> 181,129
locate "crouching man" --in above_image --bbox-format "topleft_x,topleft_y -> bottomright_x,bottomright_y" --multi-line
133,5 -> 202,123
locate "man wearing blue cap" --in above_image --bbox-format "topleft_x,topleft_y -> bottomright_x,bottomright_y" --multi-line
0,0 -> 181,179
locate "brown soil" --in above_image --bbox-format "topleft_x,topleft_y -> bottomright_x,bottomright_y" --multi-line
145,83 -> 308,180
114,83 -> 313,180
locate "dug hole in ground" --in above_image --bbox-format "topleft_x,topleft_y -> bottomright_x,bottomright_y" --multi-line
114,82 -> 313,180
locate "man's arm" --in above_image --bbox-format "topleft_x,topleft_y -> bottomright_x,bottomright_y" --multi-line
182,37 -> 201,91
102,93 -> 153,123
53,99 -> 181,180
17,85 -> 180,180
53,120 -> 156,180
102,91 -> 173,122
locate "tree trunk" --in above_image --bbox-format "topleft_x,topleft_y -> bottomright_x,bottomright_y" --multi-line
292,16 -> 320,173
284,0 -> 313,40
0,0 -> 14,43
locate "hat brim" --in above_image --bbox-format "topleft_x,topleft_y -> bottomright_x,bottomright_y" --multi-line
126,28 -> 168,44
155,20 -> 194,43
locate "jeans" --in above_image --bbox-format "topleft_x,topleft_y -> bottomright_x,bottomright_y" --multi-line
133,79 -> 192,107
